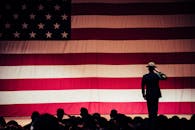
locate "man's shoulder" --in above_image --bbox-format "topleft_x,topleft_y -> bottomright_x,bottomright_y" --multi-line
143,72 -> 159,78
143,73 -> 155,76
143,73 -> 151,78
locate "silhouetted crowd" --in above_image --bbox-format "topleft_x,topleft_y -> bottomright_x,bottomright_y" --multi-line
0,108 -> 195,130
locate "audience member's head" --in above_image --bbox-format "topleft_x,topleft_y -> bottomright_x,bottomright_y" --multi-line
33,113 -> 59,130
191,114 -> 195,121
0,116 -> 6,128
56,108 -> 64,121
110,109 -> 118,119
31,111 -> 40,122
6,120 -> 23,130
6,120 -> 18,127
80,107 -> 89,118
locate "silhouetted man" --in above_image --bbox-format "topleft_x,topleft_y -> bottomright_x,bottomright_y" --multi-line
23,111 -> 40,130
33,113 -> 60,130
141,62 -> 167,119
80,107 -> 96,129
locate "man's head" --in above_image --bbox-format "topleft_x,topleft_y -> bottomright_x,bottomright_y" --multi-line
31,111 -> 40,122
33,113 -> 59,130
57,108 -> 64,120
80,107 -> 89,117
146,61 -> 156,72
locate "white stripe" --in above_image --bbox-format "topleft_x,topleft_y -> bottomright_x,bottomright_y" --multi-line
72,0 -> 190,3
0,39 -> 195,54
0,89 -> 194,105
0,64 -> 194,79
72,15 -> 195,28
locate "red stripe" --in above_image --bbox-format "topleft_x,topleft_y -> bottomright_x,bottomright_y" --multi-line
1,53 -> 194,65
0,102 -> 194,116
72,28 -> 195,40
72,2 -> 195,15
0,77 -> 194,91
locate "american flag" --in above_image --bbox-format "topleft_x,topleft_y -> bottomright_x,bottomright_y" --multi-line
0,0 -> 195,117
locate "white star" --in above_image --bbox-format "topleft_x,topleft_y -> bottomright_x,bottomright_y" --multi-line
46,31 -> 52,38
37,23 -> 45,29
61,14 -> 68,20
61,31 -> 68,38
13,14 -> 19,20
45,14 -> 52,20
21,4 -> 27,10
29,31 -> 36,38
13,31 -> 20,38
5,23 -> 11,29
22,22 -> 28,29
53,23 -> 60,29
54,4 -> 60,11
29,13 -> 36,20
38,4 -> 44,10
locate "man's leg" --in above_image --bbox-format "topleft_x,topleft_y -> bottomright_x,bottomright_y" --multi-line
147,98 -> 159,130
147,98 -> 159,119
153,98 -> 159,119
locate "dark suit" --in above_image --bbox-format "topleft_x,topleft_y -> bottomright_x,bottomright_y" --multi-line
142,70 -> 167,119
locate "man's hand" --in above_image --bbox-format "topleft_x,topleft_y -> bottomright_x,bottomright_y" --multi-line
143,94 -> 146,100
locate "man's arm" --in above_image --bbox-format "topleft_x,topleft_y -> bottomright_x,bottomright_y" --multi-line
141,77 -> 146,100
154,68 -> 167,80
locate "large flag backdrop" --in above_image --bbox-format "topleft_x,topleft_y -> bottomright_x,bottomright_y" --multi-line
0,0 -> 195,116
